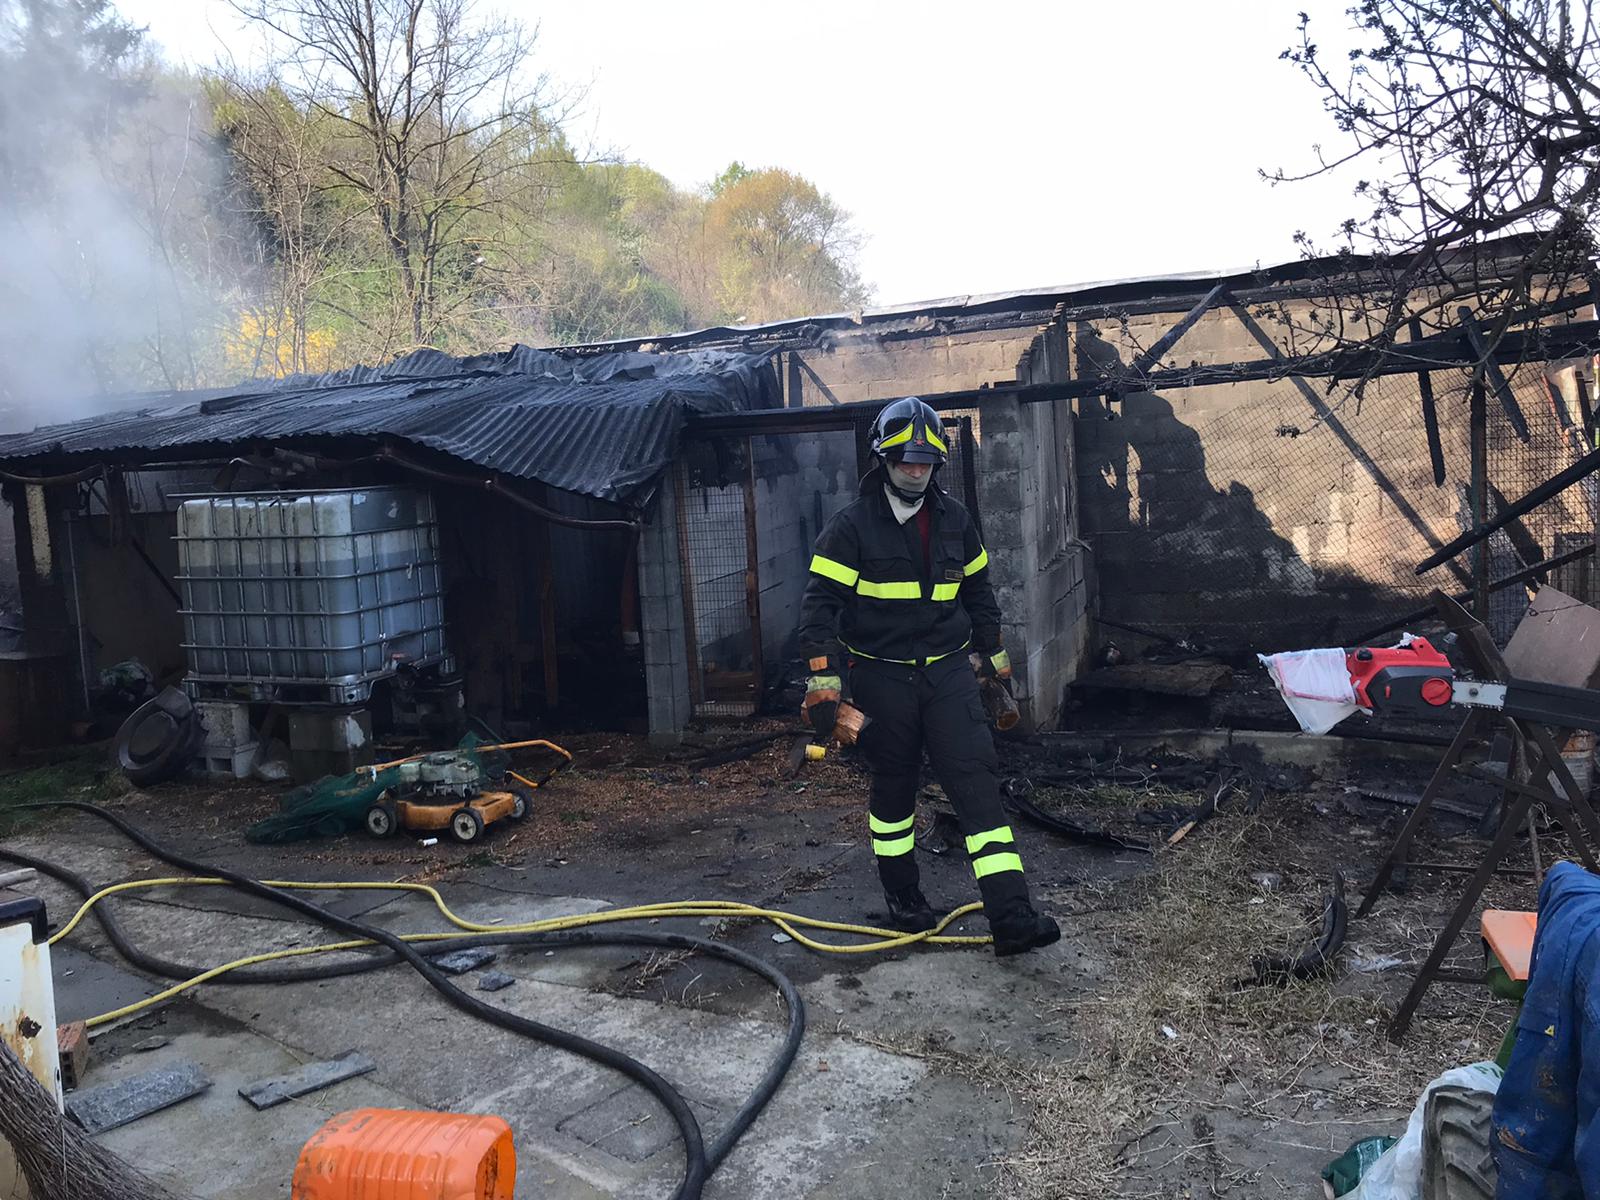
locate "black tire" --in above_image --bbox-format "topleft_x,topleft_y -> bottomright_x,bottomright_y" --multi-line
507,787 -> 531,822
450,807 -> 485,844
1422,1085 -> 1497,1200
365,803 -> 398,839
116,696 -> 198,786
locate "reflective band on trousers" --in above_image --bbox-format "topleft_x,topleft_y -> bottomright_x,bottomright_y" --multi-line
870,812 -> 915,857
965,826 -> 1015,855
810,554 -> 859,586
972,852 -> 1024,878
872,833 -> 915,857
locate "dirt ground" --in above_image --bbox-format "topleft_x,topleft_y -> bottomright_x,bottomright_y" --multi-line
0,728 -> 1543,1198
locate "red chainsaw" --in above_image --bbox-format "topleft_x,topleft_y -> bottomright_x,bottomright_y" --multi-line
1345,637 -> 1600,731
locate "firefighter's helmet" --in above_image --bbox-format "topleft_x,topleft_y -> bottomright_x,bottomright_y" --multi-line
870,397 -> 947,466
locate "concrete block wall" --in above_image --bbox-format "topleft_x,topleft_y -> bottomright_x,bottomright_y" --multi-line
975,313 -> 1092,730
751,430 -> 860,671
638,315 -> 1102,738
1072,297 -> 1596,650
788,326 -> 1037,405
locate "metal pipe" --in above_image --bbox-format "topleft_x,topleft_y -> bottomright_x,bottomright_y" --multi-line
62,513 -> 92,714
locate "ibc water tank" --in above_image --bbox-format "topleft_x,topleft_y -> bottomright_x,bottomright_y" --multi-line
175,487 -> 448,701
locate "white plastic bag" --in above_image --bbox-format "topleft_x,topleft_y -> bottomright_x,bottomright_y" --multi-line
1259,647 -> 1361,735
1344,1061 -> 1503,1199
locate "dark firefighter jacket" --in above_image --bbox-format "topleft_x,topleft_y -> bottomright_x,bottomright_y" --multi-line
797,466 -> 1001,670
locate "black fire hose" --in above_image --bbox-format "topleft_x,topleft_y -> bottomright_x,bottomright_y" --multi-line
10,803 -> 808,1197
0,843 -> 803,1175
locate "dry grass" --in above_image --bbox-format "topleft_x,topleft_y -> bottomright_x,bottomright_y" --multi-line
878,796 -> 1507,1199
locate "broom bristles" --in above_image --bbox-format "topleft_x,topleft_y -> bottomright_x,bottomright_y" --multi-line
0,1040 -> 188,1200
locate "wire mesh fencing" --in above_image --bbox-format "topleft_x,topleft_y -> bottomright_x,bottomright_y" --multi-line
676,411 -> 989,719
1077,356 -> 1598,652
676,439 -> 761,718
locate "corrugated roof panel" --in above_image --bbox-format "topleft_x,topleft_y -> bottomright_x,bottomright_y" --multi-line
0,349 -> 774,506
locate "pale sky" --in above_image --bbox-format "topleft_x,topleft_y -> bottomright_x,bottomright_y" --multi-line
116,0 -> 1365,309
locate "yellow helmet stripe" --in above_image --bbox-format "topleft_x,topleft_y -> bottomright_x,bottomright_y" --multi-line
926,425 -> 947,453
877,422 -> 914,451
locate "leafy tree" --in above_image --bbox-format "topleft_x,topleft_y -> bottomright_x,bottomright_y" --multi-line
230,0 -> 568,352
704,167 -> 866,324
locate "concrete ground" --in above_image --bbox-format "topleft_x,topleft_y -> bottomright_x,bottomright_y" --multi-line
1,737 -> 1523,1198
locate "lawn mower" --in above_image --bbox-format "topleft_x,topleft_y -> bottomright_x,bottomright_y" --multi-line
363,750 -> 533,844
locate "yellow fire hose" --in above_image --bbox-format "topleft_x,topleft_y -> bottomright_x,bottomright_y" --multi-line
48,877 -> 989,1027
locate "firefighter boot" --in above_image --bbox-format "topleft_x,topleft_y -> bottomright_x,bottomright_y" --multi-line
991,912 -> 1062,958
981,874 -> 1061,957
883,886 -> 939,933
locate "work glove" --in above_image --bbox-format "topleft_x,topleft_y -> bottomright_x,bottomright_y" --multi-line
802,667 -> 841,741
975,646 -> 1013,695
972,652 -> 1011,681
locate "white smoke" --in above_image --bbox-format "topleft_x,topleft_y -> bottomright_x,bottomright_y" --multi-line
0,2 -> 235,432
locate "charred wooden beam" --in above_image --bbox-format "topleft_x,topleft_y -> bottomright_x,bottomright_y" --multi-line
1416,443 -> 1600,574
1459,306 -> 1531,443
1409,317 -> 1447,487
1126,282 -> 1232,377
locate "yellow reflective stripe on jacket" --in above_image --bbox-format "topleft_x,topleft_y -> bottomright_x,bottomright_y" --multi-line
965,826 -> 1015,855
856,578 -> 921,600
930,581 -> 960,601
810,554 -> 859,587
964,547 -> 989,575
869,813 -> 915,835
843,638 -> 970,668
872,833 -> 916,857
972,852 -> 1024,879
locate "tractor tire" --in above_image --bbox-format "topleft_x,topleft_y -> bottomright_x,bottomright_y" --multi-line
1422,1085 -> 1497,1200
450,807 -> 485,844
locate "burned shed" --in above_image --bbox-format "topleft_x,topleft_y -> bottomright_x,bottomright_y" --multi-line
2,242 -> 1596,757
0,346 -> 777,759
646,249 -> 1596,681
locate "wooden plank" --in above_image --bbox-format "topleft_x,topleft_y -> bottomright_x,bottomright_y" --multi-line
1074,661 -> 1232,698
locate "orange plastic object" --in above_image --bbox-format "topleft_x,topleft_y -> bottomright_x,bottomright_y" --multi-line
1482,909 -> 1538,982
291,1108 -> 516,1200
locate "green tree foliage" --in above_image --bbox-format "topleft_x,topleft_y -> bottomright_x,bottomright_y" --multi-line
0,0 -> 871,414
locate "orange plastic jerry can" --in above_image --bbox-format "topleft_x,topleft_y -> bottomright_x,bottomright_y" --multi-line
291,1108 -> 516,1200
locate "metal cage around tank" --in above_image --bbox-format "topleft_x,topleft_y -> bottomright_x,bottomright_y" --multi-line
173,487 -> 451,703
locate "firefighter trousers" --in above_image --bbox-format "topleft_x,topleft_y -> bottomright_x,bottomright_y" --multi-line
848,653 -> 1036,930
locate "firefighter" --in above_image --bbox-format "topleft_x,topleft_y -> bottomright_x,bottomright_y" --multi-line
796,397 -> 1061,956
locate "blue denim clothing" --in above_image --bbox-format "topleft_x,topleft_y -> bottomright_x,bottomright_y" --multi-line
1492,860 -> 1600,1198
